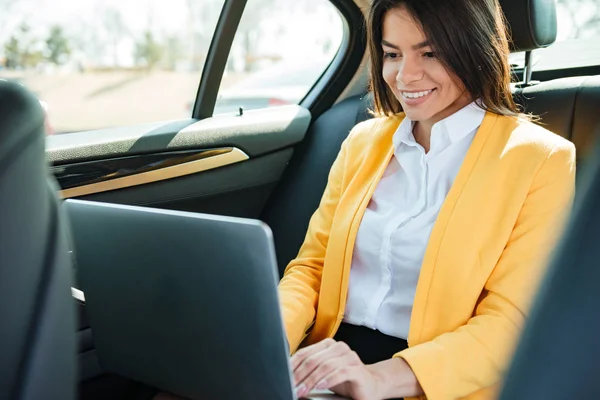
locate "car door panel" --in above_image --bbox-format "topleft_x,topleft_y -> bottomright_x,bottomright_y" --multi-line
55,148 -> 249,196
50,106 -> 309,210
66,148 -> 293,217
47,106 -> 310,164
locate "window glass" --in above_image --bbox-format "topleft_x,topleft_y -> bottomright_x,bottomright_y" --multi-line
214,0 -> 344,116
509,0 -> 600,71
0,0 -> 224,134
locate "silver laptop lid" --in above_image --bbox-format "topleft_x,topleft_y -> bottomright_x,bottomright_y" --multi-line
65,199 -> 295,400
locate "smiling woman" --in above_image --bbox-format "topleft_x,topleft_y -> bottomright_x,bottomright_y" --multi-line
278,0 -> 576,399
370,0 -> 517,120
372,0 -> 518,150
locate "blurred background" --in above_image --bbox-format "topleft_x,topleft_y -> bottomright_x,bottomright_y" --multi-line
0,0 -> 597,134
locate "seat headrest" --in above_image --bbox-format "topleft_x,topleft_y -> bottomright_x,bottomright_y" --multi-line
500,0 -> 557,52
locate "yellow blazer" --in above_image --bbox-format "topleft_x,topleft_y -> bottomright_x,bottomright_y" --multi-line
278,111 -> 576,400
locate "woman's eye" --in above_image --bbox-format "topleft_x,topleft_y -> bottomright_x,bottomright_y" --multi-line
383,52 -> 400,59
423,52 -> 437,59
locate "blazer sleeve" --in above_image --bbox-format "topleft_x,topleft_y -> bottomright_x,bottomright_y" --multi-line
278,135 -> 350,354
396,142 -> 576,400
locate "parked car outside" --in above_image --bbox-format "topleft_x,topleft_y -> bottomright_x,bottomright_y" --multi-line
213,57 -> 332,115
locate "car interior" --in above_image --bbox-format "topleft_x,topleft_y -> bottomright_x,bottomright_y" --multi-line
1,0 -> 599,398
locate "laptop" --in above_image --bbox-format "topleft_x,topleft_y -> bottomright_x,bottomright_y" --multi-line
65,199 -> 338,400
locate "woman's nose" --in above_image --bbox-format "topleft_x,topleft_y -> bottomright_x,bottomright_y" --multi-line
396,58 -> 423,85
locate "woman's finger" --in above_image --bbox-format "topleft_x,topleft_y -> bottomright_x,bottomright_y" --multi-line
295,352 -> 353,398
293,341 -> 346,385
298,348 -> 362,395
293,342 -> 353,391
313,361 -> 360,391
291,338 -> 336,371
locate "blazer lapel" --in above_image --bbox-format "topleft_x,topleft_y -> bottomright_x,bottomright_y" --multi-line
408,112 -> 500,345
308,117 -> 402,341
338,120 -> 400,313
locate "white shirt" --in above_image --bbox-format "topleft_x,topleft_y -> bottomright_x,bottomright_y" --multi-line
342,102 -> 486,339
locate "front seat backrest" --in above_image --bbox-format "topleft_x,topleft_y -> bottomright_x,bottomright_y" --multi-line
0,80 -> 76,400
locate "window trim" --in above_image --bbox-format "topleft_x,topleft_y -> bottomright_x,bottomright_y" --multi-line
192,0 -> 248,120
301,0 -> 366,119
192,0 -> 365,122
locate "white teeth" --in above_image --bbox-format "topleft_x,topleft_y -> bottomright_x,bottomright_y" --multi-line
401,89 -> 433,99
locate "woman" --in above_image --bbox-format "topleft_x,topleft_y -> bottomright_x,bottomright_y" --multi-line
280,0 -> 575,399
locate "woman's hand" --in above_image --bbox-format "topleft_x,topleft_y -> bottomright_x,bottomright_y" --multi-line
291,338 -> 382,399
291,338 -> 423,399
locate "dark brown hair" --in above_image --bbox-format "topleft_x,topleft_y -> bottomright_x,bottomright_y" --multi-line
367,0 -> 518,117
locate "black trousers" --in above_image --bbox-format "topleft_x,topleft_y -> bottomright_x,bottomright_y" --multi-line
333,322 -> 409,365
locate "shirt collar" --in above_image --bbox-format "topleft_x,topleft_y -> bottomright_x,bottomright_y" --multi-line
392,101 -> 486,153
440,101 -> 486,143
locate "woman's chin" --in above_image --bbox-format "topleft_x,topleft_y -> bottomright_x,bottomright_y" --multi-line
401,109 -> 431,122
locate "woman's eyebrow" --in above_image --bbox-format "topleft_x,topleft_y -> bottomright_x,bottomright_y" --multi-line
412,40 -> 431,50
381,39 -> 400,49
381,39 -> 430,50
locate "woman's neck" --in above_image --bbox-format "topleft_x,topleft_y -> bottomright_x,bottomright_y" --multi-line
413,121 -> 432,153
412,94 -> 473,153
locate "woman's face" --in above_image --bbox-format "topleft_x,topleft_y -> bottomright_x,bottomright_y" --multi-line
381,6 -> 471,125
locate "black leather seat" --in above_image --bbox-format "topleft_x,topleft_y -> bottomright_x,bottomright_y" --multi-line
261,0 -> 600,276
514,75 -> 600,161
0,80 -> 76,400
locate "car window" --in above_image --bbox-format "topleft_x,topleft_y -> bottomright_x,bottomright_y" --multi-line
509,0 -> 600,71
0,0 -> 224,134
213,0 -> 344,116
